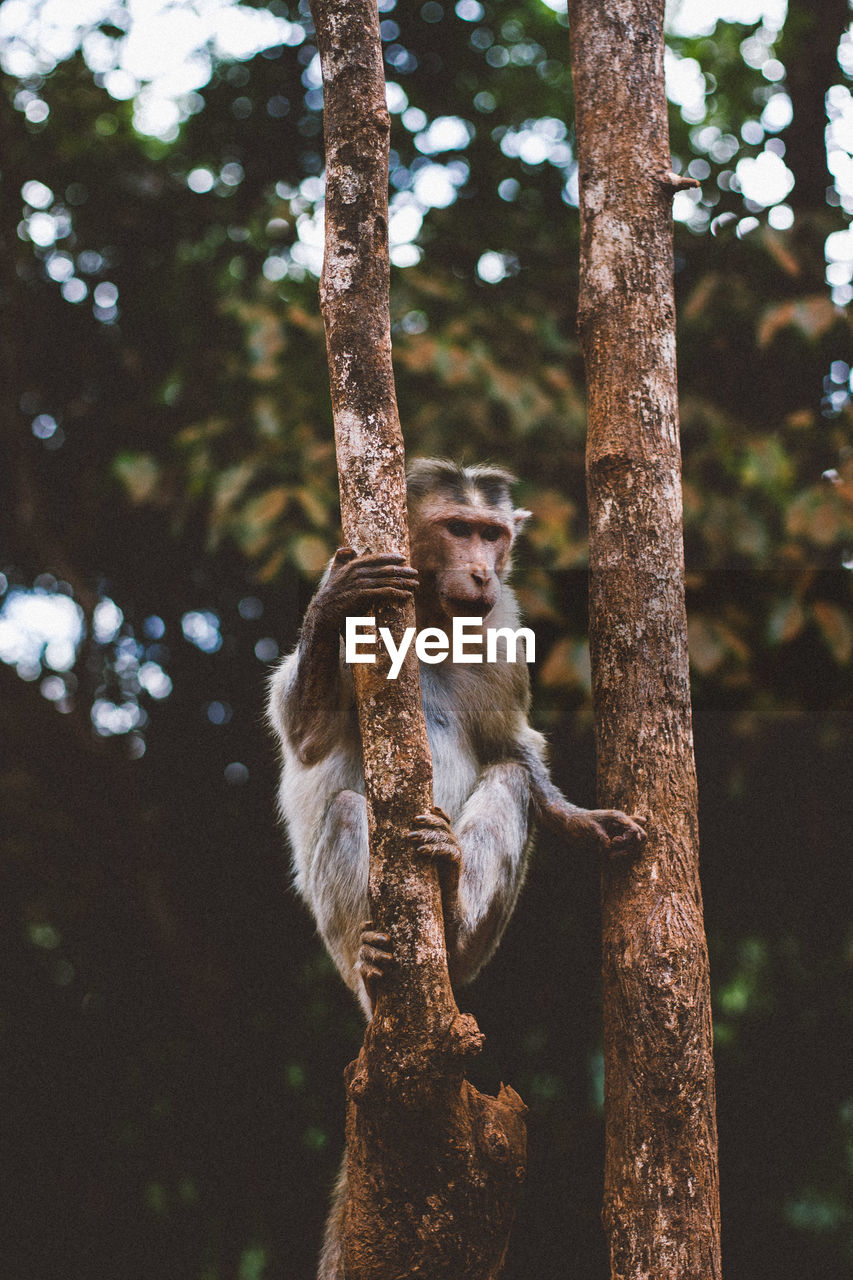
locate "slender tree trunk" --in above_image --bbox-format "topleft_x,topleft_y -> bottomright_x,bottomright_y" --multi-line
567,3 -> 722,1277
308,3 -> 526,1275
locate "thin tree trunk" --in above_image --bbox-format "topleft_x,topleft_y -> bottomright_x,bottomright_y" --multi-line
567,3 -> 722,1277
308,2 -> 526,1275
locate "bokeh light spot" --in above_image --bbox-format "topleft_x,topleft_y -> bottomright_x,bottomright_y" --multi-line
21,179 -> 53,208
206,700 -> 232,725
254,637 -> 279,662
182,610 -> 222,653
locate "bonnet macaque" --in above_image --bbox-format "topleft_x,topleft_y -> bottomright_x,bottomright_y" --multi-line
268,459 -> 646,1018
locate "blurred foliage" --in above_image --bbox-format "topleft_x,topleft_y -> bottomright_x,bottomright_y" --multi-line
0,1 -> 851,1278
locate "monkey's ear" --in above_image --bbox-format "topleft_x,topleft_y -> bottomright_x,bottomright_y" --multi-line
513,508 -> 532,532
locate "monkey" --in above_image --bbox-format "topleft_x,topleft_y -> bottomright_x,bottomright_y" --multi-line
268,458 -> 646,1020
267,459 -> 647,1279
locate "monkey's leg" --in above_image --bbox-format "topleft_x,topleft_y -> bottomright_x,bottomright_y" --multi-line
449,762 -> 532,984
304,789 -> 372,1015
307,794 -> 369,1272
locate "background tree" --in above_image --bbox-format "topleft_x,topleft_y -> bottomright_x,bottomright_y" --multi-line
569,1 -> 720,1275
0,2 -> 850,1278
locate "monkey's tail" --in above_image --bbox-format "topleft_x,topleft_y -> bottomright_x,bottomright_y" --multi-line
317,1154 -> 347,1280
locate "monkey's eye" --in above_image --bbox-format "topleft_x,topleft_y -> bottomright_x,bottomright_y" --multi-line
446,520 -> 472,537
481,526 -> 503,542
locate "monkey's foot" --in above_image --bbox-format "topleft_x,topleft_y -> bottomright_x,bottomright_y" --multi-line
356,921 -> 393,1011
406,809 -> 463,938
407,808 -> 462,893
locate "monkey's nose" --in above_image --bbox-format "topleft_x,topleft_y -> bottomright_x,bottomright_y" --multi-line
470,567 -> 488,587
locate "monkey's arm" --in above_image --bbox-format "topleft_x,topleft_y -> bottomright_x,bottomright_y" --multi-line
512,738 -> 647,854
281,600 -> 348,766
281,548 -> 418,765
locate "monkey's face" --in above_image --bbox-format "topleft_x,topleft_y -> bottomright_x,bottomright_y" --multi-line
410,501 -> 514,624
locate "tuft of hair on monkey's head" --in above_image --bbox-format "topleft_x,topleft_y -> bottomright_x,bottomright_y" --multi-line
406,457 -> 516,508
406,457 -> 531,533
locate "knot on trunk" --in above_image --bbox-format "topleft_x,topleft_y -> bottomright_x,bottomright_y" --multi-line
444,1011 -> 485,1059
344,1052 -> 372,1101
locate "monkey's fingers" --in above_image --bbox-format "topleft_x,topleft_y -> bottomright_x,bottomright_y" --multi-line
411,809 -> 452,830
406,833 -> 462,898
604,819 -> 647,857
594,809 -> 646,835
609,812 -> 648,831
348,553 -> 412,569
350,558 -> 418,573
360,930 -> 392,952
406,828 -> 459,851
578,819 -> 631,856
357,927 -> 394,985
609,833 -> 645,851
344,570 -> 419,595
610,817 -> 646,837
607,823 -> 646,843
348,568 -> 419,591
407,822 -> 460,849
332,546 -> 358,563
359,921 -> 391,944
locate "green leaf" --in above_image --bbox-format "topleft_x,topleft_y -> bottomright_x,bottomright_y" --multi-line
113,453 -> 161,504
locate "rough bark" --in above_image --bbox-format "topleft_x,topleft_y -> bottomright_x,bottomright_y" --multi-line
308,2 -> 526,1276
567,3 -> 722,1278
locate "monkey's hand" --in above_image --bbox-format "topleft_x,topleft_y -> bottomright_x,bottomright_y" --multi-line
356,922 -> 394,1014
314,548 -> 419,631
544,803 -> 647,856
588,809 -> 648,853
407,807 -> 463,938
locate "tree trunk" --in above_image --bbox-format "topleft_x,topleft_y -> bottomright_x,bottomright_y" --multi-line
308,2 -> 526,1275
567,3 -> 722,1278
